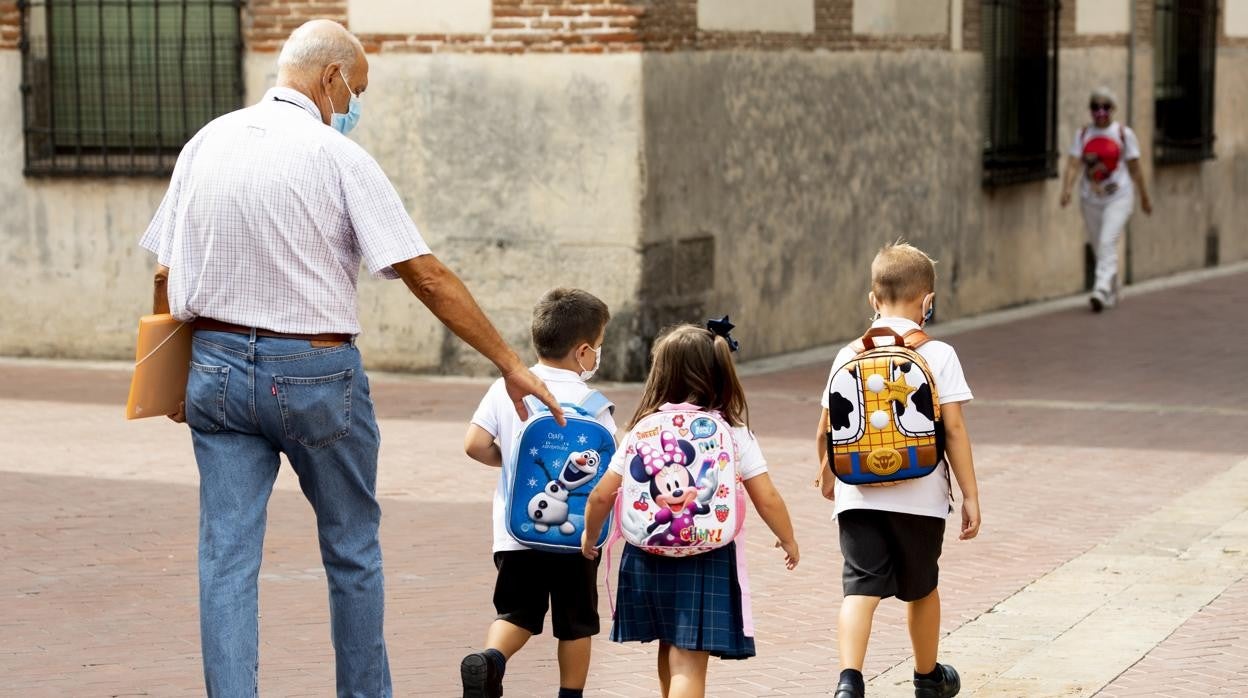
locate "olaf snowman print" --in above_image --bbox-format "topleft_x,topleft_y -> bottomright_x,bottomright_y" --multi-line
527,449 -> 602,534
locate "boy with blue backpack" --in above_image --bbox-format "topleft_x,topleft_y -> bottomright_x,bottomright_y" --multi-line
462,288 -> 616,698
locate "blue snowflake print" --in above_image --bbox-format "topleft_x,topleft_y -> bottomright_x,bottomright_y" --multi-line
527,477 -> 539,488
529,447 -> 539,457
577,434 -> 588,445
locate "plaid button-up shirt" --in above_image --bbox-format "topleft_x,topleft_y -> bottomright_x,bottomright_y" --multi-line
140,87 -> 430,335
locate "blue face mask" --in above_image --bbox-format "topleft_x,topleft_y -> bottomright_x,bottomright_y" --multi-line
328,68 -> 362,135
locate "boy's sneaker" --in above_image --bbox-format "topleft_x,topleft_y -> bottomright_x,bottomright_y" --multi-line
460,651 -> 503,698
913,663 -> 960,698
835,668 -> 866,698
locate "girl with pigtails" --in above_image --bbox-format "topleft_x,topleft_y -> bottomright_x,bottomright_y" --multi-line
581,320 -> 799,698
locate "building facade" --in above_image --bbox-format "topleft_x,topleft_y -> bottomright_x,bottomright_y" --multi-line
2,0 -> 1245,379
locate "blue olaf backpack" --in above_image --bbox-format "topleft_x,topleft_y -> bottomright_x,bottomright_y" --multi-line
505,391 -> 616,553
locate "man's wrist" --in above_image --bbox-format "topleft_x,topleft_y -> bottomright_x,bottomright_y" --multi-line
495,350 -> 526,377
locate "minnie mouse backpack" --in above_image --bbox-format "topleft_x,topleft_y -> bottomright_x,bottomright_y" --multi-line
614,404 -> 746,557
506,392 -> 616,553
825,327 -> 945,486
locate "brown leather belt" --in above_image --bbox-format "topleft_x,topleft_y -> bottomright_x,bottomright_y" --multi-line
193,318 -> 352,344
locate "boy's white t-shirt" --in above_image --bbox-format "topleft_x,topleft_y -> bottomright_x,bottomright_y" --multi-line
608,423 -> 769,481
471,363 -> 617,553
820,317 -> 973,520
1069,121 -> 1141,203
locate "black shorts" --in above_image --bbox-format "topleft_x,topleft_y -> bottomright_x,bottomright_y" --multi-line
838,509 -> 946,602
493,549 -> 600,640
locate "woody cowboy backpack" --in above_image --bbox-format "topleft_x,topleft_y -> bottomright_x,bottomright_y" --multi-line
825,327 -> 945,486
505,392 -> 616,553
614,404 -> 747,557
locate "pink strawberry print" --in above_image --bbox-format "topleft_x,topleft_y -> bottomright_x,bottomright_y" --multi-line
714,505 -> 729,522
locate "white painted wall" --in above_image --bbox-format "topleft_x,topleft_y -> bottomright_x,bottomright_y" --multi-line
697,0 -> 815,34
853,0 -> 949,36
347,0 -> 492,35
1226,0 -> 1248,37
1075,0 -> 1129,35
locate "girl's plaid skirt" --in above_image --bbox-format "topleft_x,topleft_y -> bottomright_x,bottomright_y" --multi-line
609,542 -> 756,659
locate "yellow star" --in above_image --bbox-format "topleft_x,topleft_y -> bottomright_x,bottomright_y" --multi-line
883,375 -> 916,404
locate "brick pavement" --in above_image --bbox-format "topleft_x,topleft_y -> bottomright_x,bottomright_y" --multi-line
1,270 -> 1246,697
1098,576 -> 1248,697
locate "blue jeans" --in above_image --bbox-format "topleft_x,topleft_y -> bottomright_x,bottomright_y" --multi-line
185,330 -> 391,697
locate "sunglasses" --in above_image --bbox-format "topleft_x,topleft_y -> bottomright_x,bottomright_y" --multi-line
1089,102 -> 1113,111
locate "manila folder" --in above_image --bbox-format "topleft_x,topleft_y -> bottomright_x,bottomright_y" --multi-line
125,314 -> 192,420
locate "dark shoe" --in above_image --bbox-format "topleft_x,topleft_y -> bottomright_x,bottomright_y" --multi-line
1089,291 -> 1105,313
913,663 -> 960,698
835,680 -> 865,698
460,651 -> 503,698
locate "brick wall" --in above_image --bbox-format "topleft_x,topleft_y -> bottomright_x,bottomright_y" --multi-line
639,0 -> 949,52
7,0 -> 1235,55
245,0 -> 643,54
965,0 -> 1144,53
0,1 -> 18,50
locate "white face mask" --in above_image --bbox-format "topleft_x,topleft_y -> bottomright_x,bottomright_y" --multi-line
577,345 -> 603,381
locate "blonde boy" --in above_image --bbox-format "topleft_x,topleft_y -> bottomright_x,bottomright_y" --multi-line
816,243 -> 981,698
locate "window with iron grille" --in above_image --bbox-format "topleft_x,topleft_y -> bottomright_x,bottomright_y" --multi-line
19,0 -> 243,177
1154,0 -> 1217,164
981,0 -> 1061,187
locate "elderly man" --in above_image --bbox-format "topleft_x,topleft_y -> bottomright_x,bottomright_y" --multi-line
140,20 -> 562,697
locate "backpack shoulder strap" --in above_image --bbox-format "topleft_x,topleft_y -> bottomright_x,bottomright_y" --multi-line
578,389 -> 614,418
521,395 -> 548,419
902,329 -> 932,349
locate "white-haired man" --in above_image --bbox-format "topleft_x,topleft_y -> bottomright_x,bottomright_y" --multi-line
1060,86 -> 1153,312
140,20 -> 564,697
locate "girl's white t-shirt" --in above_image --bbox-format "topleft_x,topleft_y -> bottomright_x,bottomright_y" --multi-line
608,423 -> 768,481
820,317 -> 973,520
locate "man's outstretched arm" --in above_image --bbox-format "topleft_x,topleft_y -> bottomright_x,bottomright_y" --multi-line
392,255 -> 564,425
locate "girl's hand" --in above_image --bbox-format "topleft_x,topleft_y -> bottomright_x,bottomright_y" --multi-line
960,498 -> 981,540
580,531 -> 600,560
775,539 -> 799,569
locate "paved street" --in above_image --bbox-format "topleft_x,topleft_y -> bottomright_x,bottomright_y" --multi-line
2,268 -> 1246,697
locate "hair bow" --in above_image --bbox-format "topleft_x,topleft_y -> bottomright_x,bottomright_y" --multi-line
636,430 -> 687,478
706,315 -> 739,352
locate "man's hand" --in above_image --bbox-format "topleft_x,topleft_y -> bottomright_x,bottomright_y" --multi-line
960,497 -> 981,540
1059,190 -> 1072,208
1141,193 -> 1153,215
504,366 -> 566,426
580,531 -> 600,560
167,400 -> 186,424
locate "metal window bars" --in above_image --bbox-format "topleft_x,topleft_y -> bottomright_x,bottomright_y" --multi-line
19,0 -> 243,177
1154,0 -> 1217,164
981,0 -> 1061,188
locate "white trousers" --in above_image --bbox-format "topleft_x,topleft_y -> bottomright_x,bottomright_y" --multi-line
1080,194 -> 1134,297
